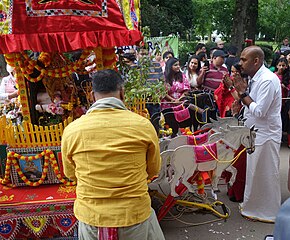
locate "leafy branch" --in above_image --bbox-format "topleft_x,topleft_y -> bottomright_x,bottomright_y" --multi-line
119,56 -> 167,106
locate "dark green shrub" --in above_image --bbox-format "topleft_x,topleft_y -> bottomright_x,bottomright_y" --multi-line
178,41 -> 197,67
256,44 -> 274,64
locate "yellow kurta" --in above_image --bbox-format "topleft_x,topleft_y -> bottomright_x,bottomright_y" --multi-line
61,108 -> 161,227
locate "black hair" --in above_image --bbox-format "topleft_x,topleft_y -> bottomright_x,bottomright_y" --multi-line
92,69 -> 124,93
187,55 -> 201,75
122,53 -> 136,62
197,52 -> 207,61
233,62 -> 241,72
276,58 -> 290,86
164,57 -> 183,85
228,46 -> 238,55
210,47 -> 218,51
232,62 -> 248,79
71,50 -> 83,61
195,43 -> 206,52
162,51 -> 174,60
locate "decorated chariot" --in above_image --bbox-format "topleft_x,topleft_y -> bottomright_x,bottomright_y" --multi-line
0,1 -> 143,239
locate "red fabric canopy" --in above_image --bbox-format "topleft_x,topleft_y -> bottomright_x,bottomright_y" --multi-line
0,0 -> 143,53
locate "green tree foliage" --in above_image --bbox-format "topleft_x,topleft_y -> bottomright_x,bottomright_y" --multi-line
193,0 -> 234,41
191,0 -> 214,39
258,0 -> 290,42
118,57 -> 166,104
209,1 -> 234,40
141,0 -> 194,37
141,0 -> 289,47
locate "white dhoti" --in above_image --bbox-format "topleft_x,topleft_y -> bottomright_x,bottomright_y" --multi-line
240,140 -> 281,222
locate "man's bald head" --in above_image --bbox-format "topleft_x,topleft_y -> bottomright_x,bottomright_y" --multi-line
239,46 -> 265,77
243,46 -> 265,62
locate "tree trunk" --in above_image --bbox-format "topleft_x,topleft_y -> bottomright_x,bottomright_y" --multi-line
245,0 -> 258,44
231,0 -> 258,55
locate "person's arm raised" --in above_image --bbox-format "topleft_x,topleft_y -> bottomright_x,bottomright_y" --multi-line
196,66 -> 208,86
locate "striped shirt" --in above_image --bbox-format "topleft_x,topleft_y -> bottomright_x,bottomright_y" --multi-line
203,63 -> 228,92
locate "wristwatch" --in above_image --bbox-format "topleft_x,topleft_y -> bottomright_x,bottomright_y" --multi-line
240,92 -> 248,99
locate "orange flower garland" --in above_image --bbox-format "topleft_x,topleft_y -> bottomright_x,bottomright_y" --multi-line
5,50 -> 93,83
38,52 -> 52,67
0,150 -> 76,187
197,174 -> 205,195
4,48 -> 116,84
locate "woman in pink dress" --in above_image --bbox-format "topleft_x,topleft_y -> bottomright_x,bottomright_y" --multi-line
161,57 -> 190,110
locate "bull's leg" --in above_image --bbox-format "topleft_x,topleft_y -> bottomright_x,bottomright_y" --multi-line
210,170 -> 219,200
167,165 -> 174,182
211,163 -> 232,200
226,165 -> 237,187
211,169 -> 220,193
170,171 -> 181,197
170,161 -> 184,197
181,170 -> 197,194
211,165 -> 226,200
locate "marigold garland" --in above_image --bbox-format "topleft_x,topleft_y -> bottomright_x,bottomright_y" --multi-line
5,48 -> 116,83
38,52 -> 52,67
0,150 -> 76,187
197,174 -> 205,195
4,49 -> 97,83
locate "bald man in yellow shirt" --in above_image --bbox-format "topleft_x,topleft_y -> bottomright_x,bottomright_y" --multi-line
61,69 -> 165,240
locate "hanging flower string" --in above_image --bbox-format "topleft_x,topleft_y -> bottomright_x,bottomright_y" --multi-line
4,49 -> 99,82
4,48 -> 116,83
0,150 -> 76,187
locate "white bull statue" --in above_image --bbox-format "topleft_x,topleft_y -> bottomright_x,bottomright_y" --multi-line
169,125 -> 257,198
164,117 -> 244,193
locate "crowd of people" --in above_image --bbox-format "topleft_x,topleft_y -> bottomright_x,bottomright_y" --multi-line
144,39 -> 289,147
118,39 -> 289,149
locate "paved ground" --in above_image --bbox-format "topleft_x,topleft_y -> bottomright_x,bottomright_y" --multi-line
157,143 -> 289,240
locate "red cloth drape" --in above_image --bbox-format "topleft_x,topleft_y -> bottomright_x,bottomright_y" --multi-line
0,0 -> 143,53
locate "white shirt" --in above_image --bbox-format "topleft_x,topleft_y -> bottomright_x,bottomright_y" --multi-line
0,75 -> 14,100
244,64 -> 282,145
185,70 -> 198,88
0,81 -> 8,100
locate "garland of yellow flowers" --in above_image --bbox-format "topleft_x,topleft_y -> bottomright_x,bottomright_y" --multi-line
0,150 -> 76,187
5,48 -> 116,83
5,50 -> 92,82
